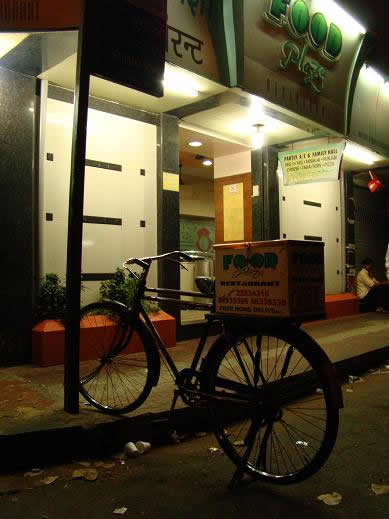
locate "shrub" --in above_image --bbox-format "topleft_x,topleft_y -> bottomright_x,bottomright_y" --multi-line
99,268 -> 159,314
35,273 -> 67,322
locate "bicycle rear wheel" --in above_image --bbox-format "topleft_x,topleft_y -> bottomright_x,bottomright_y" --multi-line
203,323 -> 341,484
79,301 -> 157,415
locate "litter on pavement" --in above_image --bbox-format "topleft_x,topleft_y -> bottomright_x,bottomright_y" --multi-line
113,507 -> 128,515
317,492 -> 342,506
124,440 -> 152,458
40,476 -> 58,485
371,483 -> 389,495
72,468 -> 98,481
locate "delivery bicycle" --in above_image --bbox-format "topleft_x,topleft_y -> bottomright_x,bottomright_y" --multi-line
78,250 -> 343,486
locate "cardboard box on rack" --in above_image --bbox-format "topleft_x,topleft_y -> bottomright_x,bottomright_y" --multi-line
214,240 -> 325,320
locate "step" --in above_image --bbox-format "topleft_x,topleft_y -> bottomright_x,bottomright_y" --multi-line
325,293 -> 359,319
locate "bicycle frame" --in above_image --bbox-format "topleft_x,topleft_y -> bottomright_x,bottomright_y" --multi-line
139,285 -> 216,382
126,255 -> 216,382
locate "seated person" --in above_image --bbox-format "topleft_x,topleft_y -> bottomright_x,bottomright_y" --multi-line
356,257 -> 389,312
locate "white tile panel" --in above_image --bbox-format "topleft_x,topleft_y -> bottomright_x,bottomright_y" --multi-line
279,178 -> 342,294
40,96 -> 158,294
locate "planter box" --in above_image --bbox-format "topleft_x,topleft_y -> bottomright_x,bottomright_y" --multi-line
32,310 -> 176,367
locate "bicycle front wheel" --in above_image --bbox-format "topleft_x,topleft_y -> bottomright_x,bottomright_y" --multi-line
79,302 -> 157,415
203,323 -> 341,484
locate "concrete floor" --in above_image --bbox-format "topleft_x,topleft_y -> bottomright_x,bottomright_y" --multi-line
0,364 -> 388,518
0,312 -> 388,471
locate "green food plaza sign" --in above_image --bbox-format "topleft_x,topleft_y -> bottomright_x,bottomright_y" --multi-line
264,0 -> 343,93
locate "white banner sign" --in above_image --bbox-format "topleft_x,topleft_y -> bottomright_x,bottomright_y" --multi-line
279,143 -> 345,185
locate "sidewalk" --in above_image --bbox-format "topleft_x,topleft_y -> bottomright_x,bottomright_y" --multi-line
1,312 -> 389,472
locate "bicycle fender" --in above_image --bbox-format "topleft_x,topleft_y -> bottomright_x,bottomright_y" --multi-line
148,346 -> 160,387
138,320 -> 161,388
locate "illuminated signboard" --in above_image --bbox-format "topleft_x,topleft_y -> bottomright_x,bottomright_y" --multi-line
264,0 -> 343,93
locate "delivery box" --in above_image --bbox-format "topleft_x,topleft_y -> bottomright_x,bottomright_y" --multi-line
214,240 -> 325,320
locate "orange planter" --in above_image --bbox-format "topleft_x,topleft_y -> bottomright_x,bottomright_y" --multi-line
32,310 -> 176,367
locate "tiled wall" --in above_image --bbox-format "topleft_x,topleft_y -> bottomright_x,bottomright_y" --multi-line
41,95 -> 158,304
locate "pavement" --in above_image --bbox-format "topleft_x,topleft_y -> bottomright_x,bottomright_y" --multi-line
1,312 -> 389,472
1,363 -> 389,518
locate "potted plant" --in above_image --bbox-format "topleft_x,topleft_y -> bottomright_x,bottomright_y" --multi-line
99,268 -> 159,314
98,268 -> 175,355
32,273 -> 68,367
34,273 -> 67,323
32,271 -> 176,367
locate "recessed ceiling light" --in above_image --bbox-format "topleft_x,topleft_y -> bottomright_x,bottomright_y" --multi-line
188,140 -> 203,147
203,159 -> 213,167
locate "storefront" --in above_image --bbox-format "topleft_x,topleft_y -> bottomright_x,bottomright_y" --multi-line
345,64 -> 389,287
0,0 -> 388,364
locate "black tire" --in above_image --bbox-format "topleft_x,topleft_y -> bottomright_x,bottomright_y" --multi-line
202,324 -> 340,484
79,301 -> 156,415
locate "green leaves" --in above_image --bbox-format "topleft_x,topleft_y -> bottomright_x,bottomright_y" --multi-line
99,268 -> 159,314
35,273 -> 67,321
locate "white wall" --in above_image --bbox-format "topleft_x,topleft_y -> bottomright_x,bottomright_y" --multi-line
179,176 -> 214,218
40,95 -> 158,304
214,151 -> 251,178
278,173 -> 343,294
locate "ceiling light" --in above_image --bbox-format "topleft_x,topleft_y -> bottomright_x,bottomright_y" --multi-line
0,33 -> 28,59
188,141 -> 203,147
249,95 -> 265,122
321,1 -> 366,35
163,68 -> 199,97
382,82 -> 389,96
361,65 -> 384,85
195,154 -> 213,166
343,142 -> 377,165
163,79 -> 198,97
251,124 -> 264,150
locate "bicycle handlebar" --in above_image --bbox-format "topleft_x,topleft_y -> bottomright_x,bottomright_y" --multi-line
123,250 -> 197,271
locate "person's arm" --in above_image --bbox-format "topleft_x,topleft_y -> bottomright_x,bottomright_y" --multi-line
360,269 -> 378,288
385,245 -> 389,280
